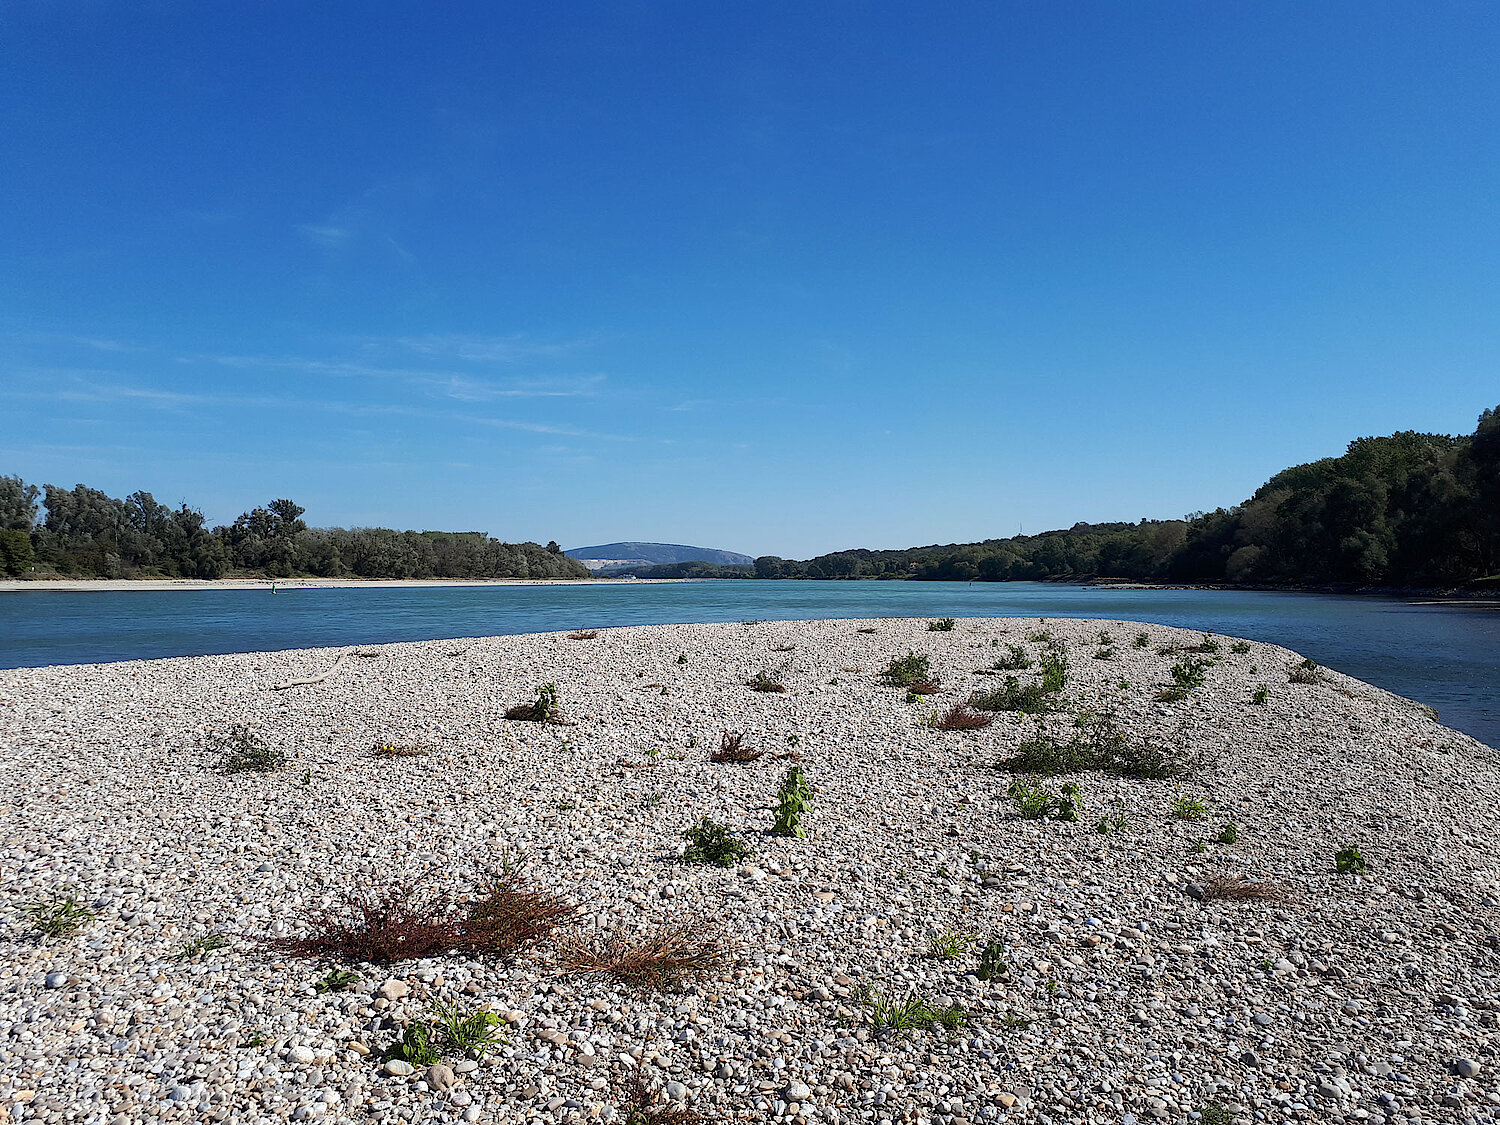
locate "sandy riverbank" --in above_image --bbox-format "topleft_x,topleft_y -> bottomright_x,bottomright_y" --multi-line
2,617 -> 1497,1123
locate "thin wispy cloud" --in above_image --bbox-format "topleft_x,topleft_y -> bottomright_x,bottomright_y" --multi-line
296,223 -> 354,249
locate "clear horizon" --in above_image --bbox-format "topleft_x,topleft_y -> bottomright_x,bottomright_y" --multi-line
3,3 -> 1497,558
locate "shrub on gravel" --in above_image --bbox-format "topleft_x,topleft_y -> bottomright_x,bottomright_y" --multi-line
976,938 -> 1007,981
1201,873 -> 1290,902
1231,640 -> 1251,654
1252,684 -> 1269,705
465,874 -> 576,956
1038,647 -> 1069,692
505,683 -> 565,723
927,618 -> 956,632
997,713 -> 1189,780
747,670 -> 786,693
562,922 -> 728,991
934,703 -> 993,731
567,630 -> 599,640
264,874 -> 572,963
990,644 -> 1033,671
25,889 -> 95,941
681,818 -> 752,866
969,676 -> 1055,715
711,731 -> 763,763
175,934 -> 229,961
1216,822 -> 1240,844
217,724 -> 287,773
1132,631 -> 1150,648
880,651 -> 931,687
1171,791 -> 1210,820
1157,655 -> 1212,701
1289,657 -> 1325,685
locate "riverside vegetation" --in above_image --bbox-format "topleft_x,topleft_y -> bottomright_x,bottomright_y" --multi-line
2,617 -> 1498,1124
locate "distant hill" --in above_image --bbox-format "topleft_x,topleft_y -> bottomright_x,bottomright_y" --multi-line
566,541 -> 754,572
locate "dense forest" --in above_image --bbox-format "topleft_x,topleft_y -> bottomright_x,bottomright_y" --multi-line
754,406 -> 1500,589
0,486 -> 589,580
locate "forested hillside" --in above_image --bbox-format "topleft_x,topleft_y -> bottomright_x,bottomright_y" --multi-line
755,406 -> 1500,588
0,488 -> 588,581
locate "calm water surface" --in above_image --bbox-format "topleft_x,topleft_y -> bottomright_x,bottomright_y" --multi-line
1,581 -> 1495,747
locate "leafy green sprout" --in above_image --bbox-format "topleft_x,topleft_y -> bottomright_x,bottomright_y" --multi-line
315,969 -> 363,994
1231,640 -> 1251,654
928,618 -> 956,631
976,938 -> 1006,981
1334,845 -> 1367,875
1195,1102 -> 1234,1125
1252,684 -> 1269,705
1007,779 -> 1081,821
771,765 -> 814,838
1216,821 -> 1240,844
1192,837 -> 1207,854
1132,632 -> 1150,648
677,653 -> 688,665
24,889 -> 95,941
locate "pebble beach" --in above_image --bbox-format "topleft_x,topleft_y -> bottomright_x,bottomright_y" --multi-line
2,617 -> 1498,1125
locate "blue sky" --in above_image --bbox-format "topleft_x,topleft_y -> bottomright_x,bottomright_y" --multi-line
2,2 -> 1496,558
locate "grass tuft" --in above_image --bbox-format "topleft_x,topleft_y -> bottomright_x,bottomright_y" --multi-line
856,985 -> 967,1037
24,889 -> 95,942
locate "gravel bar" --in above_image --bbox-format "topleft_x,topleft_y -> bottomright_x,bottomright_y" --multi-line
2,617 -> 1498,1125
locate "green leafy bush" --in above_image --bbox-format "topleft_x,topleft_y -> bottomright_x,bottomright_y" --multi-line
990,644 -> 1033,671
927,618 -> 956,632
505,683 -> 565,722
771,766 -> 814,838
681,818 -> 751,867
969,676 -> 1055,715
881,651 -> 931,687
1335,845 -> 1366,874
217,724 -> 287,773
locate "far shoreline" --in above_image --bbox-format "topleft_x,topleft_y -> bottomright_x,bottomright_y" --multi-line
0,576 -> 696,593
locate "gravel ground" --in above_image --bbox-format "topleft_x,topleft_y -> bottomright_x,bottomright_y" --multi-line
2,616 -> 1498,1125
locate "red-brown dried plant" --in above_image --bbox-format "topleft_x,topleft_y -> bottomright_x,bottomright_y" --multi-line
935,703 -> 994,731
561,922 -> 728,991
711,732 -> 764,763
907,678 -> 943,695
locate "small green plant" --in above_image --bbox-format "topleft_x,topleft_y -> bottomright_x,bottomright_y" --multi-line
1007,779 -> 1080,821
1132,632 -> 1150,648
681,818 -> 752,867
928,926 -> 978,960
1195,1103 -> 1234,1125
1171,791 -> 1210,820
217,724 -> 287,773
748,670 -> 786,693
1038,647 -> 1068,692
505,683 -> 564,723
175,933 -> 229,961
386,1021 -> 441,1065
1192,837 -> 1207,854
928,618 -> 956,632
856,986 -> 967,1037
1334,845 -> 1366,875
24,889 -> 95,941
425,998 -> 507,1058
1252,684 -> 1269,705
990,644 -> 1033,671
881,651 -> 931,687
1096,814 -> 1127,835
969,676 -> 1056,715
1231,640 -> 1251,654
1027,629 -> 1053,643
998,712 -> 1187,780
1092,645 -> 1115,660
771,765 -> 814,837
1216,821 -> 1240,844
315,968 -> 363,994
976,938 -> 1006,981
1000,1012 -> 1033,1029
786,734 -> 801,748
677,653 -> 688,665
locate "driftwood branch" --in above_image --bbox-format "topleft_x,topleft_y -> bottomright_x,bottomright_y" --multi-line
271,652 -> 348,691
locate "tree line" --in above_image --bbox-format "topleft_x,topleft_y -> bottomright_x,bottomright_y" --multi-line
754,405 -> 1500,589
0,484 -> 589,581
